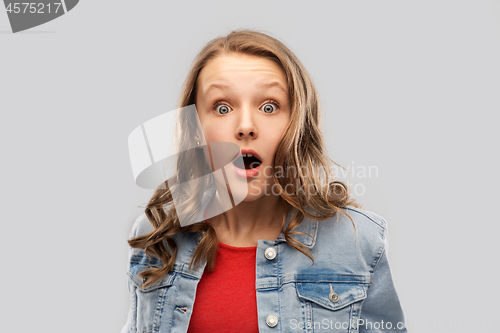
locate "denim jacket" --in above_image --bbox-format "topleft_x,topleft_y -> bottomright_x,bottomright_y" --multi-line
121,205 -> 407,333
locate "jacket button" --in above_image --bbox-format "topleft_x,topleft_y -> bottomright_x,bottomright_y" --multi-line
329,283 -> 339,302
142,277 -> 149,284
329,291 -> 339,303
264,247 -> 277,260
266,314 -> 278,327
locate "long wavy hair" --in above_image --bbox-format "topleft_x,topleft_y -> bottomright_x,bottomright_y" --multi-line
129,29 -> 362,289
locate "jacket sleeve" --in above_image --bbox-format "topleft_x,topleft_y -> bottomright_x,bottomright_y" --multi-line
120,214 -> 149,333
120,252 -> 138,333
120,277 -> 137,333
359,225 -> 408,332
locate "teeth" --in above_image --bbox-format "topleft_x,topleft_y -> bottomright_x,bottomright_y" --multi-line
242,153 -> 254,158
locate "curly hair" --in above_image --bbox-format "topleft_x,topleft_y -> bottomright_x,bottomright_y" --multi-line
128,28 -> 362,289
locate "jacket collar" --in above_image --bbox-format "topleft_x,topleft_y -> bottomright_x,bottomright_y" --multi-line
275,208 -> 318,248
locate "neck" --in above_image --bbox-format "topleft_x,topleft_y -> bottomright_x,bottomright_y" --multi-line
206,194 -> 286,247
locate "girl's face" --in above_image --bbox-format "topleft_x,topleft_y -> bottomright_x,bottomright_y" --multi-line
195,52 -> 291,202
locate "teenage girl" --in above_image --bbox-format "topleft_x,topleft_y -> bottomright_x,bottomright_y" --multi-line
122,29 -> 407,333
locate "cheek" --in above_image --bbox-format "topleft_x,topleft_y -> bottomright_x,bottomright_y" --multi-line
266,133 -> 283,155
200,122 -> 233,171
262,119 -> 289,155
202,121 -> 230,142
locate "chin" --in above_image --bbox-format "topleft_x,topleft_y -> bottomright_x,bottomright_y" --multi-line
218,174 -> 275,204
241,191 -> 265,202
241,183 -> 279,202
228,184 -> 261,203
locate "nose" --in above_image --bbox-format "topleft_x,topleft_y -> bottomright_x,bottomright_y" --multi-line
235,106 -> 257,140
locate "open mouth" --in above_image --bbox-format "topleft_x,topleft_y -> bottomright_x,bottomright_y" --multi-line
232,153 -> 262,170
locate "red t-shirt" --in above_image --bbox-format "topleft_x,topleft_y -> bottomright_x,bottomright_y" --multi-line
187,240 -> 259,333
188,242 -> 259,333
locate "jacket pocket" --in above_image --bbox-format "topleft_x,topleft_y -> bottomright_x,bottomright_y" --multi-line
295,277 -> 369,332
296,280 -> 367,311
127,251 -> 176,333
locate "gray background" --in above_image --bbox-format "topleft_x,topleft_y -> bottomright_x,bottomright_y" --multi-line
1,1 -> 499,332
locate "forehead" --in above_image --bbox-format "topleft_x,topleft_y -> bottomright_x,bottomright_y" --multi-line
197,53 -> 288,96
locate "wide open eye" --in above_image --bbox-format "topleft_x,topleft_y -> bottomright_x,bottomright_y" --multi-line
215,104 -> 231,115
261,102 -> 278,114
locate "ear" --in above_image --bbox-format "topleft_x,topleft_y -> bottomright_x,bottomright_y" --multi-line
194,131 -> 204,148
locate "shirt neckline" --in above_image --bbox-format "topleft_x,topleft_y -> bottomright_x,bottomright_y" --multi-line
217,241 -> 257,251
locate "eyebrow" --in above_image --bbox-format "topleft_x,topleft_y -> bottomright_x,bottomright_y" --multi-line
204,81 -> 287,95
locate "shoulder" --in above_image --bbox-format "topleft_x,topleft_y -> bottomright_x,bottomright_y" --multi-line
315,205 -> 387,237
312,205 -> 389,269
127,210 -> 198,250
128,203 -> 174,239
128,212 -> 154,239
340,205 -> 388,237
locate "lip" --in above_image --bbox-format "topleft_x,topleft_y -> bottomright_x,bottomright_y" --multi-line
232,148 -> 262,163
231,148 -> 263,178
233,163 -> 261,178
